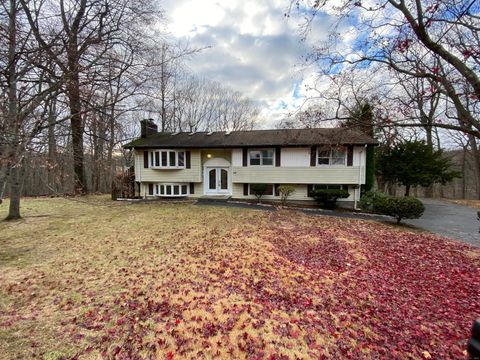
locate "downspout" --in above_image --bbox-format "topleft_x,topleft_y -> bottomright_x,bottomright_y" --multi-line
354,145 -> 367,210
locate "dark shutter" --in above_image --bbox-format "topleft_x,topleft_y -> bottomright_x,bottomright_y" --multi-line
148,183 -> 153,195
189,182 -> 195,194
242,148 -> 248,167
274,184 -> 280,196
275,147 -> 281,167
310,147 -> 316,167
307,184 -> 313,197
243,184 -> 249,195
347,146 -> 353,166
185,151 -> 191,169
144,151 -> 149,168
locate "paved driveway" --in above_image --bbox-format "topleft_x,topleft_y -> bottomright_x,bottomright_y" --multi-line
405,198 -> 480,247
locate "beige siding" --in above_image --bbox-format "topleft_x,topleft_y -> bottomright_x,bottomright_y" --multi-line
201,149 -> 231,164
135,149 -> 202,182
353,146 -> 366,166
281,148 -> 310,167
232,148 -> 242,166
232,166 -> 365,184
231,184 -> 355,201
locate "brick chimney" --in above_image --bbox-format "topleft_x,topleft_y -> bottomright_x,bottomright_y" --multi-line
140,119 -> 158,138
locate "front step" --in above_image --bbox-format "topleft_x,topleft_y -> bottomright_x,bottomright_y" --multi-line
197,195 -> 232,203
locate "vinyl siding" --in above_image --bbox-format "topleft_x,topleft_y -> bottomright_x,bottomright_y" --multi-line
232,148 -> 243,166
281,148 -> 310,167
231,184 -> 355,201
232,166 -> 365,184
134,146 -> 367,198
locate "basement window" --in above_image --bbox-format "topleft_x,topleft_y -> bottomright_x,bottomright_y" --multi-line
155,183 -> 189,197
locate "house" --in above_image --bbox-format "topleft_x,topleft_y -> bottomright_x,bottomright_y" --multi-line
123,119 -> 377,205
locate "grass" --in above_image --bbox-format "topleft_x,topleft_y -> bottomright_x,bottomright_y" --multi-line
0,196 -> 479,359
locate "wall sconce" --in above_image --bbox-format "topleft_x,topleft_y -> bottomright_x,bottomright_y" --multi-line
207,154 -> 212,158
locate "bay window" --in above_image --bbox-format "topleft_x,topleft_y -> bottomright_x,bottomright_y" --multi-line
150,150 -> 185,169
154,183 -> 189,197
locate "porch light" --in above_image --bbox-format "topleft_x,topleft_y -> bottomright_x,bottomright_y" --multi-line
207,154 -> 212,158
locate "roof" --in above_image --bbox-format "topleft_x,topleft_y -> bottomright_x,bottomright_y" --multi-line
123,128 -> 377,149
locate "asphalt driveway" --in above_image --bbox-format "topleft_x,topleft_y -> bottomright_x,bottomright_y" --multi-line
405,198 -> 480,247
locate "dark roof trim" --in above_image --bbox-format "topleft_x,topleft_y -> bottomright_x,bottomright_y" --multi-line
123,128 -> 378,149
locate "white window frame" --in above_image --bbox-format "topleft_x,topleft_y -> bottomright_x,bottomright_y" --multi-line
149,150 -> 186,169
154,183 -> 189,197
317,147 -> 346,166
313,184 -> 346,190
249,149 -> 275,166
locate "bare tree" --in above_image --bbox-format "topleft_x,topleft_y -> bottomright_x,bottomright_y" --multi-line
20,0 -> 163,194
0,0 -> 62,218
289,0 -> 479,137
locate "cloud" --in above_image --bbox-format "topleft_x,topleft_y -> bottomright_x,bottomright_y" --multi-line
161,0 -> 335,127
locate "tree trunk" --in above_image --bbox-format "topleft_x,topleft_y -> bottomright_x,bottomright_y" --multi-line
405,185 -> 410,196
468,136 -> 480,199
423,126 -> 434,198
461,146 -> 467,199
47,96 -> 57,193
67,34 -> 86,194
0,166 -> 8,204
4,0 -> 21,217
6,163 -> 23,220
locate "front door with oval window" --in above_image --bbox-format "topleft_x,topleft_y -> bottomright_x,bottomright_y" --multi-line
206,167 -> 229,194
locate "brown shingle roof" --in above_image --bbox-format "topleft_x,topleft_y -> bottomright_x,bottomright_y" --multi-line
123,128 -> 377,149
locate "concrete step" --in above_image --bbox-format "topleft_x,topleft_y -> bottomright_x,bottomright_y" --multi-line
197,195 -> 232,203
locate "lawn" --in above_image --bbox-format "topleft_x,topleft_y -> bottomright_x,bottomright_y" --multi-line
0,197 -> 479,359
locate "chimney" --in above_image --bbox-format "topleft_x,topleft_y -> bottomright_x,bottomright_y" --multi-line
140,119 -> 158,138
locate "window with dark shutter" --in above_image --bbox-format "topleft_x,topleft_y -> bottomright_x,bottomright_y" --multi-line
148,183 -> 154,195
310,147 -> 316,167
189,182 -> 195,194
143,151 -> 149,168
275,148 -> 281,167
347,146 -> 354,166
242,148 -> 248,167
185,151 -> 191,169
243,184 -> 249,195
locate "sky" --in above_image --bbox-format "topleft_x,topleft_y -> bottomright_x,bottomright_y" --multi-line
160,0 -> 335,128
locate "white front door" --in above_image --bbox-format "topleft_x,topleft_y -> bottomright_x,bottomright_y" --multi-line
205,167 -> 230,194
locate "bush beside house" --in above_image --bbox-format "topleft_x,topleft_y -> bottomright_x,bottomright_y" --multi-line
360,191 -> 425,224
310,188 -> 350,209
277,185 -> 295,205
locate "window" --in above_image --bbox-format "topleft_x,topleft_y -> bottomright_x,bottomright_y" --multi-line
313,184 -> 345,190
154,183 -> 189,197
249,149 -> 274,166
150,150 -> 186,169
249,184 -> 274,196
317,147 -> 346,166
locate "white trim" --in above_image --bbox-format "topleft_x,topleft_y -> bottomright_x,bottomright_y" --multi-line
248,148 -> 275,167
154,183 -> 189,197
149,149 -> 186,169
203,157 -> 232,195
316,146 -> 347,167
